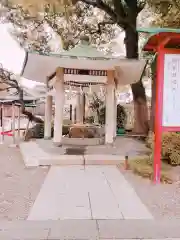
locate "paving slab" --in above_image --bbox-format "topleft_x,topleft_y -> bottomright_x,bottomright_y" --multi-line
84,154 -> 148,165
0,220 -> 54,229
85,166 -> 123,219
84,154 -> 124,165
39,154 -> 84,165
0,229 -> 49,240
48,219 -> 98,239
0,220 -> 49,240
97,220 -> 180,239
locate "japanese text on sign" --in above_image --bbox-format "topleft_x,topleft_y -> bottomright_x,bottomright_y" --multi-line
163,54 -> 180,127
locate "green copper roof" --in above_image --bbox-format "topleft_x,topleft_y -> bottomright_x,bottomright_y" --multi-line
59,36 -> 111,59
61,44 -> 105,58
137,27 -> 180,34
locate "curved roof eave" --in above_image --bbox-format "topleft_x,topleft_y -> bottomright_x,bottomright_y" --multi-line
138,27 -> 180,52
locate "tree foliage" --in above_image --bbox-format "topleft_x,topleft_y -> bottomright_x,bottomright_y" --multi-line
89,92 -> 127,128
0,2 -> 51,53
1,0 -> 116,51
2,0 -> 148,48
148,0 -> 180,27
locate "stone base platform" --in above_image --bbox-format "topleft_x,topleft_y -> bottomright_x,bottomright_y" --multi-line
19,137 -> 149,167
60,136 -> 104,145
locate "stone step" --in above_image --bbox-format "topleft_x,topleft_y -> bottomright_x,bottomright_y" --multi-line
39,154 -> 125,166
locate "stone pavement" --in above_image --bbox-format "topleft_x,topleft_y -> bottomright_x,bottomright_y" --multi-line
0,219 -> 180,239
28,166 -> 152,220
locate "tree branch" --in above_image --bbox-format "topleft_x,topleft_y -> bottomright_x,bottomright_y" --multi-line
0,65 -> 43,123
137,1 -> 146,13
86,20 -> 115,34
80,0 -> 136,30
81,0 -> 118,22
171,0 -> 180,10
112,0 -> 126,18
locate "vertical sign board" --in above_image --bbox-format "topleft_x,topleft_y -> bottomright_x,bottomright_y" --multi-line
162,54 -> 180,128
154,52 -> 180,183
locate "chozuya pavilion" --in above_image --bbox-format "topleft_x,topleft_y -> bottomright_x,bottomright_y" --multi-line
19,36 -> 146,146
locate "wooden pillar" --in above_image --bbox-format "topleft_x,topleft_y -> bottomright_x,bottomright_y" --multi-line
76,93 -> 80,123
105,71 -> 115,144
71,105 -> 75,123
44,95 -> 53,139
70,104 -> 76,124
114,89 -> 117,138
74,107 -> 77,123
0,104 -> 4,144
53,68 -> 64,146
83,93 -> 86,123
17,105 -> 21,141
76,92 -> 84,123
0,104 -> 2,127
70,104 -> 72,121
12,103 -> 16,145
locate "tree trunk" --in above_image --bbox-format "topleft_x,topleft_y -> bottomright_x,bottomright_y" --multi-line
125,26 -> 149,135
19,89 -> 43,124
150,78 -> 156,132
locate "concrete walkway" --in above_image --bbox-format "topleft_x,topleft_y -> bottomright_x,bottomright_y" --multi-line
28,166 -> 153,220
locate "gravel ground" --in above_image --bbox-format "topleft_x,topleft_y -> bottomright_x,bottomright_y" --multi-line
120,168 -> 180,219
0,144 -> 48,220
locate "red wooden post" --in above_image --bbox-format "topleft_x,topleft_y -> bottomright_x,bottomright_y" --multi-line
153,48 -> 164,183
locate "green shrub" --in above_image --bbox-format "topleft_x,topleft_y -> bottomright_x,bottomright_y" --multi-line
98,104 -> 127,128
146,132 -> 180,165
51,124 -> 69,137
128,156 -> 173,183
85,116 -> 94,123
117,104 -> 127,129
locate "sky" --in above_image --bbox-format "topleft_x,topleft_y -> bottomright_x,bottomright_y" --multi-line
0,24 -> 25,75
0,23 -> 38,88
